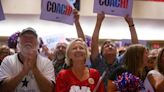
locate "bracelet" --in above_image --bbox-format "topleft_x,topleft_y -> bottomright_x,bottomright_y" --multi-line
129,24 -> 134,27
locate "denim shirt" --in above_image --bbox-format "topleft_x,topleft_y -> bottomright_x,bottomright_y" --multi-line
90,54 -> 120,91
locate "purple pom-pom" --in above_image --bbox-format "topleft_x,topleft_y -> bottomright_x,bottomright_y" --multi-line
114,72 -> 145,92
8,32 -> 20,49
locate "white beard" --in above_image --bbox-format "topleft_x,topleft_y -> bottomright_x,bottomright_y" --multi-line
19,43 -> 37,57
56,53 -> 65,61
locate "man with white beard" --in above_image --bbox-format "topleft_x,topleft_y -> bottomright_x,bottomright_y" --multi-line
53,42 -> 67,76
0,27 -> 55,92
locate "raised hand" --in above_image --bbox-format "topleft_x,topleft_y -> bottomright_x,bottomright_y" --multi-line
73,9 -> 85,40
124,15 -> 134,26
22,59 -> 31,75
22,49 -> 37,74
97,12 -> 105,23
124,15 -> 138,44
73,9 -> 79,23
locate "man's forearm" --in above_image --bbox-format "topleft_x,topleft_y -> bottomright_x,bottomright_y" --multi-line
0,71 -> 26,92
32,67 -> 54,92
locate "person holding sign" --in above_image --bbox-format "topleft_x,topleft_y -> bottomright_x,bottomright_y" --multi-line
90,12 -> 138,91
91,12 -> 116,92
53,9 -> 88,78
55,38 -> 104,92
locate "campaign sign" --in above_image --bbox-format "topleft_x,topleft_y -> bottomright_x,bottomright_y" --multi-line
94,0 -> 133,17
42,34 -> 66,49
0,1 -> 5,20
40,0 -> 74,25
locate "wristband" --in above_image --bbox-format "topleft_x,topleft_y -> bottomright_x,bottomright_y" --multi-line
129,24 -> 134,27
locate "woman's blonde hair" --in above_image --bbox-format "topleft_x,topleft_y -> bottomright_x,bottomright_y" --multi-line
65,38 -> 89,67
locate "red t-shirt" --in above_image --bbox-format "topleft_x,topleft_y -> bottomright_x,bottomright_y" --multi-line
55,68 -> 104,92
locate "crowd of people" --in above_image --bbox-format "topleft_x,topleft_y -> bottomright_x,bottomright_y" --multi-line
0,10 -> 163,92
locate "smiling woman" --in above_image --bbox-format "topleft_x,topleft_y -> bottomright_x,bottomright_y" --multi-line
55,38 -> 105,92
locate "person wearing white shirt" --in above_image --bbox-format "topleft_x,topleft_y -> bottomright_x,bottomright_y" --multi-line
0,27 -> 55,92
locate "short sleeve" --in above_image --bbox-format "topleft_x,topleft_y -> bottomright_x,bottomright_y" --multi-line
41,59 -> 55,83
0,57 -> 12,82
90,54 -> 101,68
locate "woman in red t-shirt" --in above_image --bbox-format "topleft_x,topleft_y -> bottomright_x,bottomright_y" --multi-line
55,38 -> 104,92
